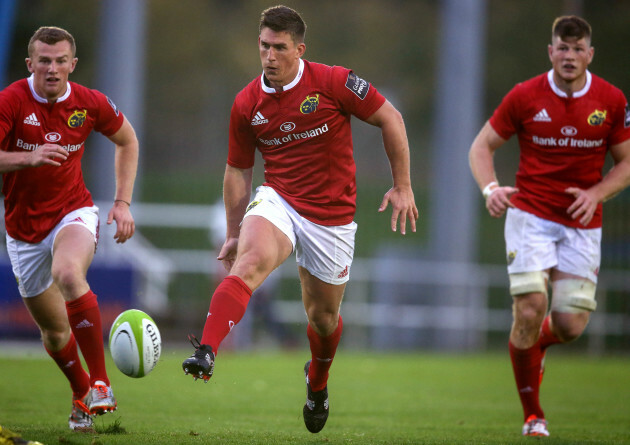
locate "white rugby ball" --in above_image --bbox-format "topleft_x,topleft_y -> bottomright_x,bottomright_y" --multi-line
109,309 -> 161,378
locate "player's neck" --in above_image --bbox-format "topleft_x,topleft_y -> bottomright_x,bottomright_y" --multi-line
263,75 -> 283,93
33,86 -> 67,104
552,72 -> 587,98
262,61 -> 302,93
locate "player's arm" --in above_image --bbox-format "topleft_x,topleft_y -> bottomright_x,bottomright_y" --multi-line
363,99 -> 418,235
566,138 -> 630,226
0,143 -> 68,173
0,97 -> 68,172
105,116 -> 139,243
218,164 -> 254,271
468,121 -> 517,218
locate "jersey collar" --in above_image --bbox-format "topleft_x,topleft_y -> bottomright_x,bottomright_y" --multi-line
547,69 -> 591,99
260,58 -> 304,94
27,74 -> 72,104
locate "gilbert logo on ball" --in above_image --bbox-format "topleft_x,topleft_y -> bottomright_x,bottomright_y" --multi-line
109,309 -> 161,378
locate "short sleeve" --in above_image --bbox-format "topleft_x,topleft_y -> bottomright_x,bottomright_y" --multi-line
227,97 -> 257,169
489,84 -> 522,140
93,90 -> 125,136
0,89 -> 18,148
330,66 -> 386,121
608,91 -> 630,146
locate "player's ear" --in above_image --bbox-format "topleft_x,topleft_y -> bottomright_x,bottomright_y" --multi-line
25,58 -> 33,73
69,57 -> 78,73
297,42 -> 306,58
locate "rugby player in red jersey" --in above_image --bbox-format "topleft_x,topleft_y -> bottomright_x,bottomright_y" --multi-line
0,27 -> 139,431
469,16 -> 630,437
182,5 -> 418,433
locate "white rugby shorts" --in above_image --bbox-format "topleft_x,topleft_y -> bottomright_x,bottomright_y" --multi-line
244,186 -> 356,285
6,206 -> 99,298
504,207 -> 601,283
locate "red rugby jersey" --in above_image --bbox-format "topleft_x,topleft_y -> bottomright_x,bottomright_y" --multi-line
228,59 -> 386,226
490,70 -> 630,228
0,76 -> 124,242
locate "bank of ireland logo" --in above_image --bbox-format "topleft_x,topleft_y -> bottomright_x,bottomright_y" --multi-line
280,122 -> 295,132
300,94 -> 319,114
45,132 -> 62,143
587,109 -> 607,126
68,109 -> 87,128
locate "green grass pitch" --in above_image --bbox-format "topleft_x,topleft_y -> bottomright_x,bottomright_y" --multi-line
1,347 -> 629,444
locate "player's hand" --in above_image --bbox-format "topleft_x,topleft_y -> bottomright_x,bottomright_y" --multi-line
566,187 -> 598,226
378,185 -> 418,235
218,237 -> 239,272
30,143 -> 68,167
486,186 -> 518,218
107,201 -> 135,243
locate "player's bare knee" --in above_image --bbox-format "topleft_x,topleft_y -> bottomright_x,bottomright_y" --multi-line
232,256 -> 275,291
307,309 -> 338,336
51,264 -> 85,295
514,308 -> 545,330
555,323 -> 584,342
512,295 -> 547,323
512,310 -> 544,340
41,327 -> 71,351
550,309 -> 591,342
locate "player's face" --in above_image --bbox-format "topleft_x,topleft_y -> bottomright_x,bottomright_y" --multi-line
25,40 -> 77,102
548,35 -> 593,89
259,27 -> 305,89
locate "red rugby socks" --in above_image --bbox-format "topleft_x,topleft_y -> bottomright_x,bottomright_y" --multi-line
509,340 -> 545,421
201,275 -> 252,352
66,290 -> 109,386
307,315 -> 343,392
45,333 -> 91,399
539,315 -> 561,351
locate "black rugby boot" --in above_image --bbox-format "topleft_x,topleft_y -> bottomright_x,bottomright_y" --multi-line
302,360 -> 329,433
182,335 -> 215,382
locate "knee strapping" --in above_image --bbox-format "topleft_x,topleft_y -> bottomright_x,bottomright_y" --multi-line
551,279 -> 597,313
509,271 -> 549,296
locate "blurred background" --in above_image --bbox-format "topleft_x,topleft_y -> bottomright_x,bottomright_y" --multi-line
1,0 -> 628,353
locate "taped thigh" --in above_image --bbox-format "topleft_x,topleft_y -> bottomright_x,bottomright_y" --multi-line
551,279 -> 597,313
508,271 -> 549,296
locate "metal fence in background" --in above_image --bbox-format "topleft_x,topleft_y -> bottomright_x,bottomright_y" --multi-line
128,202 -> 630,354
1,201 -> 628,353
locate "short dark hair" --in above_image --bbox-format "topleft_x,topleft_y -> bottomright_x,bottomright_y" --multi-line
552,15 -> 592,43
28,26 -> 76,57
259,5 -> 306,43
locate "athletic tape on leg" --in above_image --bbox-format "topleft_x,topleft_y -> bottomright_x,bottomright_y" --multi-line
551,279 -> 597,313
509,271 -> 548,296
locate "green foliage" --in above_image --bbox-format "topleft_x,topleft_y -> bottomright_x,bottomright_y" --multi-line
1,349 -> 629,444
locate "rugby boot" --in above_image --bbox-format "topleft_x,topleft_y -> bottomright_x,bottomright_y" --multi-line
69,391 -> 94,431
88,381 -> 117,415
302,360 -> 329,433
522,415 -> 549,437
182,335 -> 215,382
